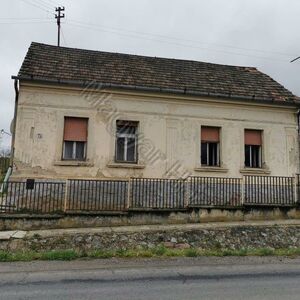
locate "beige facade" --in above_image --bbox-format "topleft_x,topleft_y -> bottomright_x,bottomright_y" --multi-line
12,81 -> 299,179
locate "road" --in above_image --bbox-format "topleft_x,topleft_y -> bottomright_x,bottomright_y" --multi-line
0,257 -> 300,299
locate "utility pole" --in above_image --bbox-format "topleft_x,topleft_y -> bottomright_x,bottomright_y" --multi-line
55,6 -> 65,47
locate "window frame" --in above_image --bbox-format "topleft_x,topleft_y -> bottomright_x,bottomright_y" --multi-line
62,116 -> 88,162
201,142 -> 220,167
245,144 -> 262,168
244,129 -> 263,169
200,126 -> 221,167
62,141 -> 87,161
115,120 -> 139,164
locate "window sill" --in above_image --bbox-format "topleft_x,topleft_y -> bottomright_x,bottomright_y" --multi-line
194,166 -> 229,173
107,162 -> 145,169
54,160 -> 94,167
239,168 -> 271,175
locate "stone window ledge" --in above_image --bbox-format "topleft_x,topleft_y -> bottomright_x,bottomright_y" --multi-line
54,161 -> 94,167
194,166 -> 229,173
107,162 -> 145,169
239,168 -> 271,175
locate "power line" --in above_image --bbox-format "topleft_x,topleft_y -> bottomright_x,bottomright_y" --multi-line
291,56 -> 300,63
61,27 -> 67,46
68,19 -> 297,58
19,0 -> 54,15
65,21 -> 288,63
37,0 -> 55,9
0,20 -> 53,24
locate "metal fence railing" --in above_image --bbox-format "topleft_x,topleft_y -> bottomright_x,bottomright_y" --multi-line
0,157 -> 10,175
189,176 -> 242,208
129,178 -> 186,210
244,175 -> 295,206
0,181 -> 65,214
0,175 -> 299,215
66,179 -> 128,212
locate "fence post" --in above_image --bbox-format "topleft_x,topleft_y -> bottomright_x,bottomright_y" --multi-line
64,179 -> 69,212
294,175 -> 298,205
241,176 -> 245,206
184,177 -> 190,208
127,178 -> 131,210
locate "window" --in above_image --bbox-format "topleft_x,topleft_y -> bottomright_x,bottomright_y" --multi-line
63,117 -> 88,160
115,120 -> 138,163
201,126 -> 220,166
244,129 -> 262,168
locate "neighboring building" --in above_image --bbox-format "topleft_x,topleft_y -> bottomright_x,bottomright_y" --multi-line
11,42 -> 300,180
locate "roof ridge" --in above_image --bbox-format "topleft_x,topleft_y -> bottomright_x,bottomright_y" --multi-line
30,41 -> 258,70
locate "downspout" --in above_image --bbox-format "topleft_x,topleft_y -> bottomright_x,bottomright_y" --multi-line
10,79 -> 19,169
0,80 -> 18,194
297,109 -> 300,175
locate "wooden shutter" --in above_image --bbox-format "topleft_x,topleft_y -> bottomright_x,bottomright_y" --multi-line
245,129 -> 262,146
201,126 -> 220,142
64,117 -> 88,142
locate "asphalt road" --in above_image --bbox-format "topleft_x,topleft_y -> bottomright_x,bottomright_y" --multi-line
0,257 -> 300,300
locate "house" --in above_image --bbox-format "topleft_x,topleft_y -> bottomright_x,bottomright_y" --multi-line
10,42 -> 300,180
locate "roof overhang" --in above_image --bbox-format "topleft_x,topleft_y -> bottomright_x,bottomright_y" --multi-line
12,75 -> 300,108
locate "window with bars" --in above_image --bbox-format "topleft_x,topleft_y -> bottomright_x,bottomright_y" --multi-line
244,129 -> 262,168
115,120 -> 138,163
62,117 -> 88,161
201,126 -> 220,167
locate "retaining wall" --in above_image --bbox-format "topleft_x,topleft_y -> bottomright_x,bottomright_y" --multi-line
1,222 -> 300,252
1,207 -> 300,231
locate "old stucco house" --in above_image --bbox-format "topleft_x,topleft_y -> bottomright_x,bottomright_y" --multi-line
10,42 -> 300,180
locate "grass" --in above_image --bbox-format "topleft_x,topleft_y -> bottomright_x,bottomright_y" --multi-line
1,246 -> 300,262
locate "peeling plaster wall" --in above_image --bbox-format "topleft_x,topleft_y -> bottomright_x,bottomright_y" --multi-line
13,83 -> 299,179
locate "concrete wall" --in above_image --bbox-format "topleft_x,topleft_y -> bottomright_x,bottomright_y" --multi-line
1,207 -> 300,231
13,82 -> 299,179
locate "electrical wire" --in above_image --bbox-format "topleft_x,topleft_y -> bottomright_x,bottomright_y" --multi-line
0,20 -> 53,24
65,21 -> 288,63
68,19 -> 297,58
19,0 -> 54,15
61,27 -> 67,46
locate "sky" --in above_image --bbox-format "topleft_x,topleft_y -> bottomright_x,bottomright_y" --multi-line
0,0 -> 300,151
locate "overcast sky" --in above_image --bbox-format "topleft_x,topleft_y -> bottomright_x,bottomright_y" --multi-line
0,0 -> 300,150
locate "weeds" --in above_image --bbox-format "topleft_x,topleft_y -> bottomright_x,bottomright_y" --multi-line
1,246 -> 300,262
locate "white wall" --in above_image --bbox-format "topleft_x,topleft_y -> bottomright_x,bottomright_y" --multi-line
13,82 -> 299,179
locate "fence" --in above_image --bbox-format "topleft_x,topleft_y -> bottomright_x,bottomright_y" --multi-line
130,178 -> 185,210
0,181 -> 65,213
244,176 -> 295,206
189,177 -> 242,208
0,175 -> 299,214
0,157 -> 10,175
67,179 -> 128,212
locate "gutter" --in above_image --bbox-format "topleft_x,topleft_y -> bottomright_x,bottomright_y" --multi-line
11,75 -> 300,108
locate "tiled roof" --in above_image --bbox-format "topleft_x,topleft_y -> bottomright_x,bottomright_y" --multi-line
17,42 -> 298,104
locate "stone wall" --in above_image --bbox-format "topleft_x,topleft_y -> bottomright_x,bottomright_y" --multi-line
1,223 -> 300,252
1,207 -> 300,231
